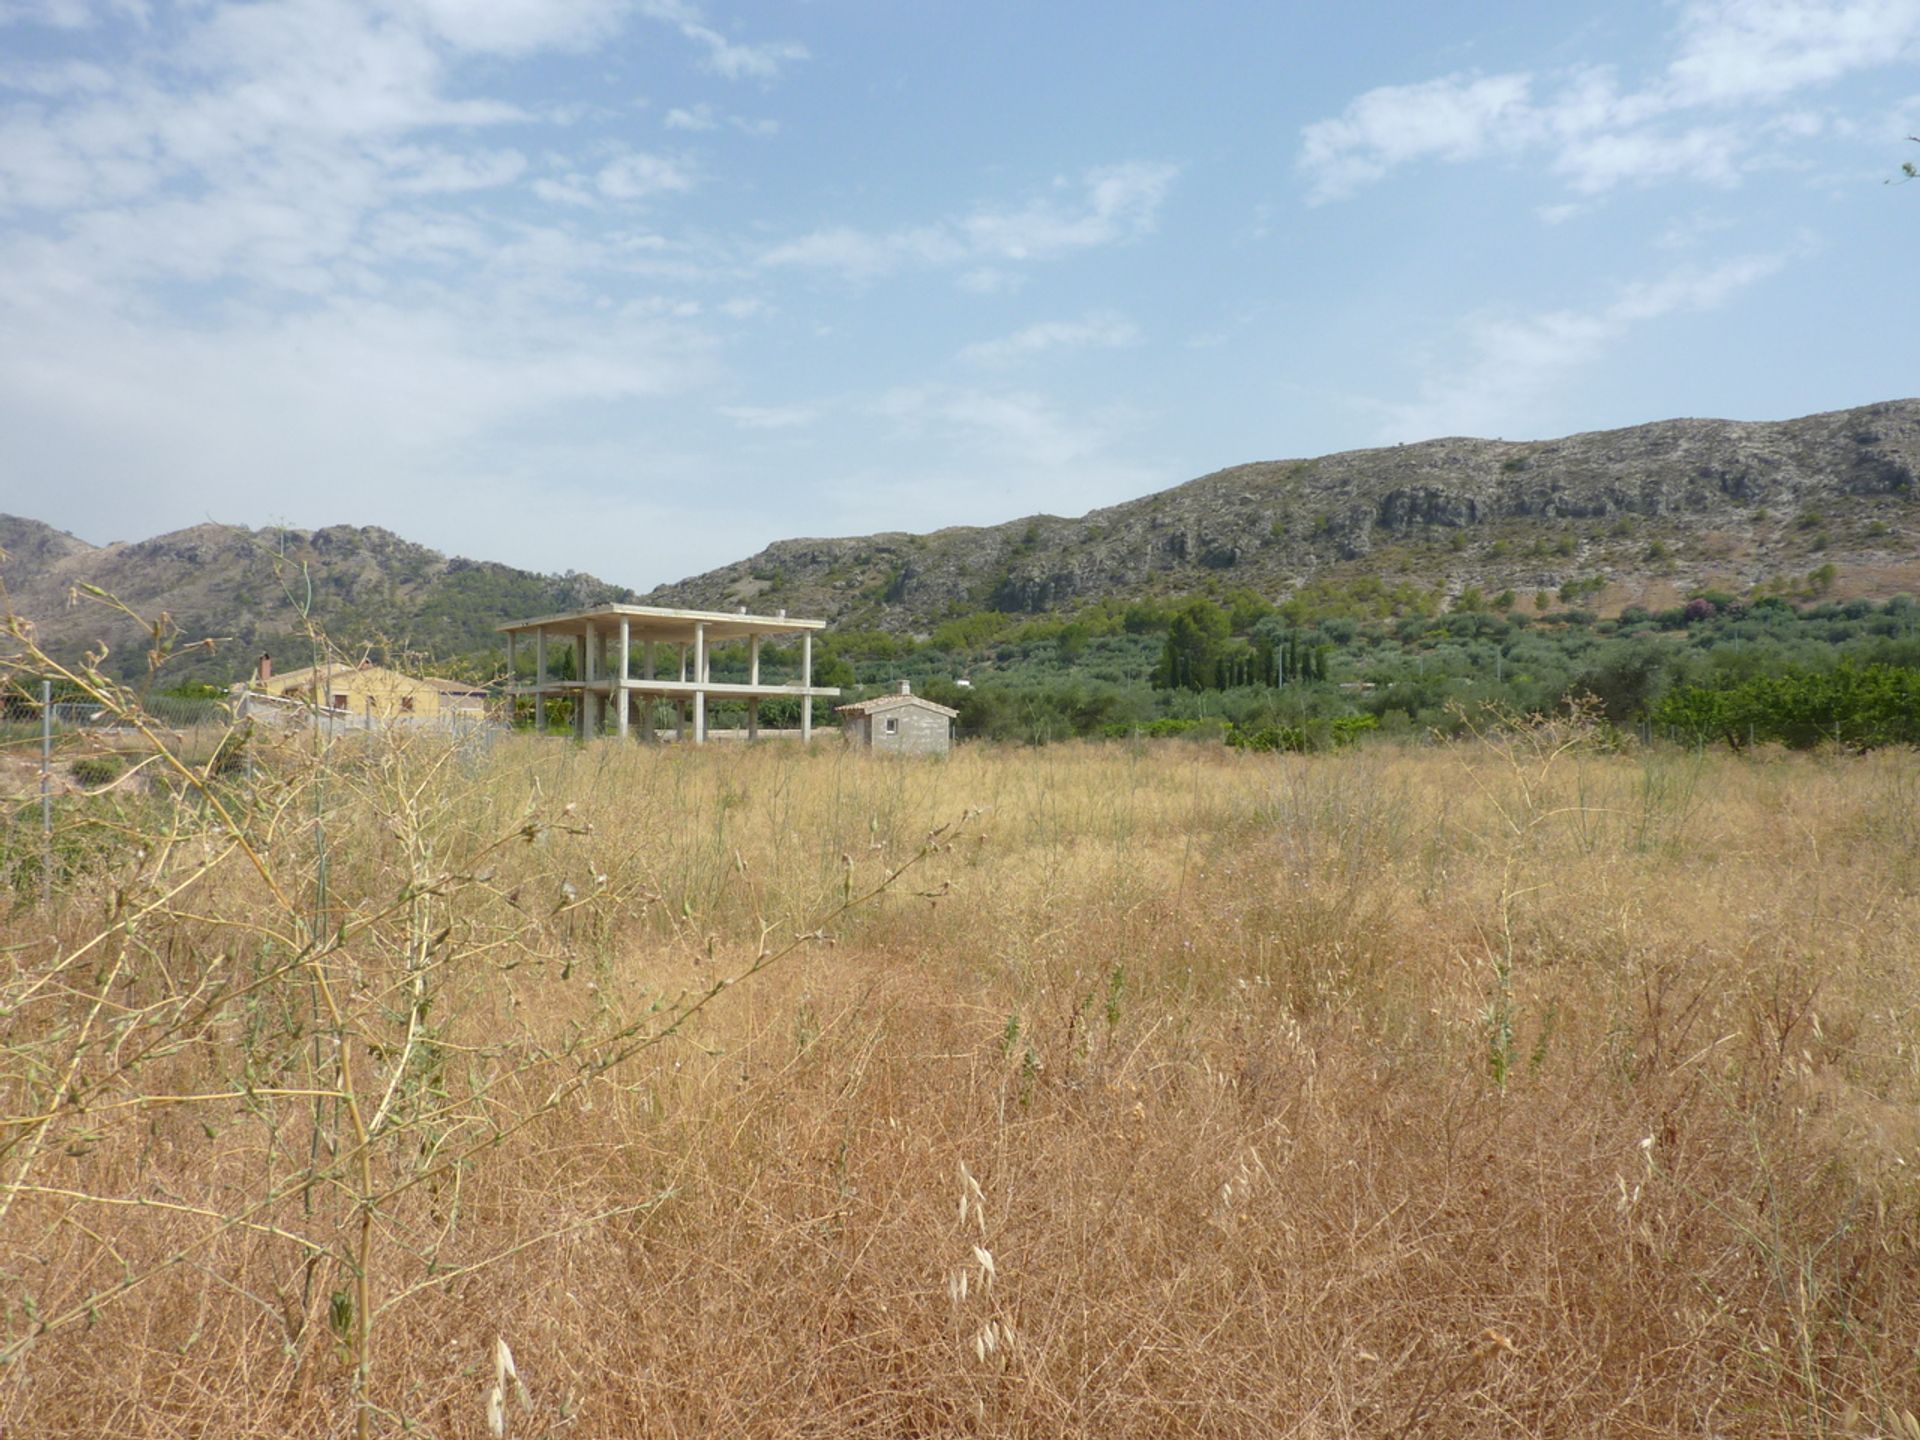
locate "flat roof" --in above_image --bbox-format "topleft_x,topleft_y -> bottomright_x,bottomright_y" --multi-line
498,603 -> 828,643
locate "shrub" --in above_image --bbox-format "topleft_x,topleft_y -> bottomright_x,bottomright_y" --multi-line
209,722 -> 252,776
1655,663 -> 1920,749
1226,713 -> 1377,753
69,755 -> 123,787
1101,716 -> 1226,742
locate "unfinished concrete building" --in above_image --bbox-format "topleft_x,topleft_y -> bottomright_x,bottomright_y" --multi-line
499,604 -> 840,744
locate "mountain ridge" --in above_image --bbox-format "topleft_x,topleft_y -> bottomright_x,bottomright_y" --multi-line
4,398 -> 1918,681
0,516 -> 634,683
642,398 -> 1920,629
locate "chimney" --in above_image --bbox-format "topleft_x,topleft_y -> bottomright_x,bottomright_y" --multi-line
257,652 -> 272,684
898,680 -> 912,696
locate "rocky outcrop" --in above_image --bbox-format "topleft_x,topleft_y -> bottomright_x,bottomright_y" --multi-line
0,519 -> 633,682
645,398 -> 1920,629
6,399 -> 1916,674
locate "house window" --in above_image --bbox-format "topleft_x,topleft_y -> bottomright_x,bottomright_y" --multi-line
400,696 -> 415,713
883,717 -> 898,734
331,693 -> 349,710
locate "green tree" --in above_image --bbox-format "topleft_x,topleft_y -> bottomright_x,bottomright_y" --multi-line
1155,599 -> 1231,691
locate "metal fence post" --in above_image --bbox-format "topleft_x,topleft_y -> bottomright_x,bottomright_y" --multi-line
40,679 -> 52,904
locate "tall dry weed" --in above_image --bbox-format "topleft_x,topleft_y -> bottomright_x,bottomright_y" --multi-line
4,616 -> 1919,1435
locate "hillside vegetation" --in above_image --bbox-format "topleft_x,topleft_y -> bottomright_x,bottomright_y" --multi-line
3,401 -> 1918,700
806,590 -> 1920,748
3,689 -> 1919,1435
0,515 -> 632,684
646,398 -> 1920,632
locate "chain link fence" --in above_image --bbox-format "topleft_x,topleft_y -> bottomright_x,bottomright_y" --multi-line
2,682 -> 503,901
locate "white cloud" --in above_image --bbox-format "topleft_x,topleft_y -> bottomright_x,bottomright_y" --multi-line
532,176 -> 597,206
681,27 -> 807,80
958,311 -> 1140,367
761,162 -> 1178,279
962,162 -> 1177,259
1654,209 -> 1739,247
758,223 -> 960,277
663,100 -> 778,135
0,58 -> 118,95
873,385 -> 1121,470
1667,0 -> 1920,105
1536,201 -> 1590,224
1552,123 -> 1744,191
1299,0 -> 1920,201
956,267 -> 1025,295
638,0 -> 808,80
386,146 -> 528,194
1379,253 -> 1787,440
807,383 -> 1161,532
664,102 -> 718,131
0,0 -> 752,584
718,402 -> 816,430
0,287 -> 721,554
596,148 -> 695,199
401,0 -> 630,57
0,0 -> 144,27
1299,73 -> 1539,202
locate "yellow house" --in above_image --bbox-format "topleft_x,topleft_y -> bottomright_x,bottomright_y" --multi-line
234,659 -> 488,723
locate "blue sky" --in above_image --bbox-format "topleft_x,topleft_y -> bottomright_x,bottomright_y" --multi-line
1,0 -> 1915,590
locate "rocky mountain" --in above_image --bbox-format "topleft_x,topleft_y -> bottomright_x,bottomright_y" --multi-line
5,400 -> 1917,683
644,399 -> 1920,630
0,517 -> 632,683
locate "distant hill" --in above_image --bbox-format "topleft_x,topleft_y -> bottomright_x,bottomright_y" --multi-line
5,399 -> 1918,684
643,399 -> 1920,630
0,518 -> 633,684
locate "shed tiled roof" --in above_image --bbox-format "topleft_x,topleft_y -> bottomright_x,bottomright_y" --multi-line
834,693 -> 959,719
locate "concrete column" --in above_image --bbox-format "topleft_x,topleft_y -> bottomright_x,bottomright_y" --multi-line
617,618 -> 630,740
534,629 -> 547,733
749,634 -> 760,686
800,632 -> 813,744
643,640 -> 655,681
678,645 -> 687,683
582,628 -> 596,740
506,631 -> 517,724
747,698 -> 759,742
693,622 -> 706,745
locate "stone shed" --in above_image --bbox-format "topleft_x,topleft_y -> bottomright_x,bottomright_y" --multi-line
836,682 -> 957,755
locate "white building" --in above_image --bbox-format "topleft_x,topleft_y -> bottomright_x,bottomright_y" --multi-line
499,604 -> 840,744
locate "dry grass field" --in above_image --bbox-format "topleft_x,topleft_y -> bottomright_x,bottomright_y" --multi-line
4,719 -> 1920,1437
